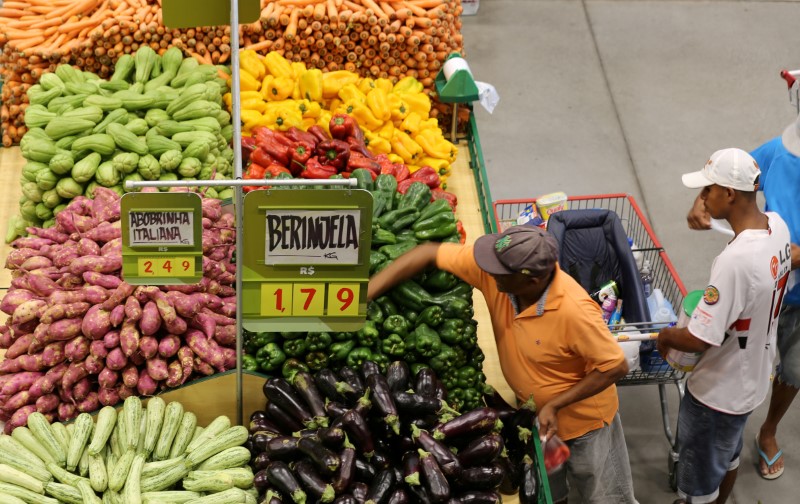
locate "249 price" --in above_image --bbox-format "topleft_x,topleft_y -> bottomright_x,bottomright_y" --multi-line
260,283 -> 360,317
137,257 -> 195,277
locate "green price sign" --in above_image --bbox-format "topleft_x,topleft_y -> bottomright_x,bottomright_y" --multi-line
162,0 -> 260,29
242,189 -> 373,332
121,192 -> 204,285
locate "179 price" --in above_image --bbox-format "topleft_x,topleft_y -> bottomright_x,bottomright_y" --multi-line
137,257 -> 195,277
260,283 -> 360,317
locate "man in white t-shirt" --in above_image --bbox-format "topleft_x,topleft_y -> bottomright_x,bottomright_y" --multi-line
658,148 -> 792,504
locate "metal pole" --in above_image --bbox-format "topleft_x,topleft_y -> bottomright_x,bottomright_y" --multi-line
124,179 -> 358,189
450,103 -> 458,143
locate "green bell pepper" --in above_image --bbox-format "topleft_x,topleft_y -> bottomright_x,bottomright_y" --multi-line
375,173 -> 397,209
448,387 -> 465,411
307,332 -> 332,352
356,320 -> 380,347
256,343 -> 287,372
395,229 -> 418,244
377,206 -> 416,230
434,295 -> 472,318
282,358 -> 310,381
389,211 -> 420,233
379,240 -> 417,261
281,331 -> 305,340
380,333 -> 407,356
456,366 -> 479,388
399,181 -> 431,212
255,332 -> 281,346
242,354 -> 259,372
390,280 -> 435,311
415,222 -> 457,241
382,314 -> 410,337
442,234 -> 461,243
439,326 -> 464,346
329,340 -> 356,362
375,296 -> 399,316
305,351 -> 329,371
463,388 -> 482,410
346,346 -> 375,369
416,305 -> 444,328
333,331 -> 354,342
443,282 -> 473,299
366,301 -> 385,324
371,352 -> 390,372
283,338 -> 309,358
406,310 -> 419,324
423,270 -> 460,292
416,198 -> 452,221
410,363 -> 428,378
440,369 -> 458,391
350,168 -> 374,191
372,227 -> 397,245
470,348 -> 486,366
412,211 -> 455,231
428,344 -> 458,373
370,250 -> 389,274
452,346 -> 468,369
413,323 -> 441,358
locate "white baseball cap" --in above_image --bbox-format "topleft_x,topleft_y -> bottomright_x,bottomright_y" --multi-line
682,148 -> 760,192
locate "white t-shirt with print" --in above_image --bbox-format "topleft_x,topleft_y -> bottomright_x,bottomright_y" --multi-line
686,212 -> 792,415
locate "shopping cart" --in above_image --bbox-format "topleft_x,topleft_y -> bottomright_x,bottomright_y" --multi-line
780,68 -> 800,114
493,194 -> 688,490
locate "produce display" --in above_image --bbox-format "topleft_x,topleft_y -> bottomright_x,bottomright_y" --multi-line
232,50 -> 458,178
247,362 -> 544,504
7,45 -> 235,242
0,396 -> 258,503
0,189 -> 238,431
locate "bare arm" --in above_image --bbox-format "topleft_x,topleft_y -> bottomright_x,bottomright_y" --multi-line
657,325 -> 712,356
687,192 -> 711,230
792,243 -> 800,271
536,360 -> 629,441
367,242 -> 441,301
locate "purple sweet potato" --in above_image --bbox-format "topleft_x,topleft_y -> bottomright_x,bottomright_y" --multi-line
137,373 -> 158,396
110,305 -> 125,327
65,335 -> 90,362
48,290 -> 86,306
5,404 -> 37,434
82,286 -> 109,305
190,312 -> 216,339
0,358 -> 23,373
77,238 -> 101,257
91,187 -> 121,222
146,356 -> 169,381
81,306 -> 112,340
0,371 -> 43,396
35,393 -> 59,413
140,301 -> 161,336
98,386 -> 120,407
117,385 -> 136,401
48,318 -> 83,341
193,358 -> 215,376
0,289 -> 39,315
84,355 -> 104,375
73,377 -> 91,402
106,348 -> 128,371
164,316 -> 187,335
6,333 -> 34,359
185,329 -> 224,371
220,303 -> 236,318
103,330 -> 120,350
69,255 -> 121,275
158,335 -> 181,358
124,297 -> 142,322
4,390 -> 35,412
98,368 -> 119,389
201,198 -> 222,221
121,364 -> 138,389
76,391 -> 99,413
85,221 -> 121,243
120,318 -> 140,357
62,361 -> 88,391
100,238 -> 121,257
34,362 -> 68,395
56,211 -> 97,234
52,248 -> 79,269
177,346 -> 194,385
165,291 -> 200,318
40,301 -> 91,324
42,341 -> 67,367
165,360 -> 183,388
221,348 -> 235,370
90,340 -> 108,359
57,401 -> 77,422
19,256 -> 53,271
18,354 -> 46,372
82,272 -> 121,289
6,248 -> 44,269
62,196 -> 93,216
138,336 -> 158,359
99,282 -> 134,311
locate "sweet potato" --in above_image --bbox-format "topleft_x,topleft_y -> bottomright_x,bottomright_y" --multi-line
81,286 -> 109,305
13,236 -> 56,249
220,303 -> 236,318
11,319 -> 39,338
137,373 -> 158,396
84,354 -> 104,375
4,390 -> 35,412
124,297 -> 143,323
100,237 -> 122,257
40,301 -> 91,324
76,392 -> 99,413
202,217 -> 213,229
62,361 -> 88,391
35,393 -> 59,413
99,283 -> 134,313
98,386 -> 120,407
193,358 -> 215,376
165,291 -> 201,319
0,371 -> 43,396
49,317 -> 83,341
56,211 -> 97,234
0,358 -> 23,373
177,346 -> 194,385
0,329 -> 12,348
117,385 -> 136,401
82,272 -> 121,290
165,360 -> 183,388
10,275 -> 34,292
63,196 -> 92,216
103,330 -> 120,350
121,364 -> 138,389
98,368 -> 119,389
56,273 -> 84,290
81,306 -> 112,340
52,248 -> 80,269
18,353 -> 46,372
33,362 -> 68,395
133,286 -> 150,305
110,305 -> 125,327
6,333 -> 34,359
145,288 -> 178,324
221,348 -> 235,370
73,377 -> 91,402
6,248 -> 44,269
201,198 -> 222,221
49,290 -> 86,305
41,341 -> 67,367
138,336 -> 159,359
218,286 -> 235,298
26,323 -> 50,355
129,351 -> 145,366
65,335 -> 91,362
158,335 -> 181,359
190,312 -> 216,339
77,237 -> 101,257
5,404 -> 37,434
202,308 -> 235,326
106,348 -> 128,371
69,255 -> 121,275
91,187 -> 121,222
90,340 -> 108,359
57,402 -> 78,422
120,318 -> 140,357
164,316 -> 187,335
85,221 -> 121,243
1,289 -> 38,315
20,256 -> 53,271
146,357 -> 169,381
185,329 -> 224,371
140,301 -> 162,336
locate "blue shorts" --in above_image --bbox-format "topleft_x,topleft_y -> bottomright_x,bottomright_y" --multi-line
676,390 -> 750,504
776,305 -> 800,388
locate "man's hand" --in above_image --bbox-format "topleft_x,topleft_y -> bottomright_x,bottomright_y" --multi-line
687,192 -> 711,230
656,333 -> 670,358
537,402 -> 559,443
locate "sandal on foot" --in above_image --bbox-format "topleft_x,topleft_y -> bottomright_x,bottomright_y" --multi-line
755,434 -> 784,480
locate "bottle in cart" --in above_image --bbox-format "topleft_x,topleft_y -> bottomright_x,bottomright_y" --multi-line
640,259 -> 653,298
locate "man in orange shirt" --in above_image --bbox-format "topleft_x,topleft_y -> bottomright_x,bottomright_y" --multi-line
368,226 -> 636,503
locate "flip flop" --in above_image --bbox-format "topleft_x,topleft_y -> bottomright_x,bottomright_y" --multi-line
755,434 -> 784,480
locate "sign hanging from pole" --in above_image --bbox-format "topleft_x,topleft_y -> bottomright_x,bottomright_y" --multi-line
162,0 -> 259,28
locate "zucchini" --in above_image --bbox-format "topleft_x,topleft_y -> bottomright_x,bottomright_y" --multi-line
26,413 -> 66,467
181,472 -> 235,493
0,463 -> 45,494
108,449 -> 135,493
0,493 -> 26,504
11,426 -> 57,466
88,405 -> 117,456
45,481 -> 82,504
168,412 -> 198,458
135,410 -> 148,454
88,452 -> 108,493
50,422 -> 70,454
142,457 -> 185,479
139,459 -> 190,493
0,435 -> 51,482
183,487 -> 248,504
47,462 -> 88,487
142,491 -> 201,504
196,446 -> 251,471
77,479 -> 102,504
185,416 -> 231,454
185,426 -> 249,468
103,490 -> 123,504
124,396 -> 143,451
78,442 -> 90,477
154,401 -> 183,461
143,397 -> 166,457
186,468 -> 254,489
67,413 -> 94,471
123,454 -> 146,504
0,482 -> 58,504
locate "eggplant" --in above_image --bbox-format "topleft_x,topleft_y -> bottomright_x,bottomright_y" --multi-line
294,429 -> 321,440
298,436 -> 340,474
265,490 -> 286,504
432,408 -> 498,441
370,450 -> 392,471
354,390 -> 373,417
414,368 -> 438,398
502,397 -> 536,450
264,378 -> 315,426
265,436 -> 301,460
456,433 -> 504,467
351,482 -> 370,504
254,452 -> 272,471
386,361 -> 410,393
251,409 -> 269,422
496,454 -> 521,494
387,488 -> 410,504
253,431 -> 283,452
402,451 -> 421,486
481,387 -> 515,423
409,416 -> 438,431
319,426 -> 346,448
342,409 -> 375,456
333,445 -> 356,493
267,461 -> 307,504
433,380 -> 447,402
407,483 -> 432,504
392,467 -> 403,488
254,468 -> 271,491
354,457 -> 377,482
293,371 -> 329,425
325,401 -> 349,419
361,360 -> 382,379
334,496 -> 358,504
454,491 -> 501,504
519,455 -> 538,504
294,459 -> 336,503
458,464 -> 504,491
396,435 -> 416,454
394,392 -> 443,416
419,449 -> 450,503
365,468 -> 396,504
411,425 -> 462,478
366,373 -> 400,434
315,368 -> 353,403
266,401 -> 305,433
339,366 -> 366,399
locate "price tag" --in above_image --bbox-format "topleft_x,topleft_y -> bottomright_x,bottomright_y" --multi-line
261,283 -> 293,316
137,257 -> 195,277
292,283 -> 326,317
327,283 -> 360,317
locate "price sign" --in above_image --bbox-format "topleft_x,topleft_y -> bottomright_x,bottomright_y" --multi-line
242,190 -> 373,332
162,0 -> 259,29
121,193 -> 203,285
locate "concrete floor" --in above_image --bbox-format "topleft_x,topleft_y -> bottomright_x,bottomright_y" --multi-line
462,1 -> 800,502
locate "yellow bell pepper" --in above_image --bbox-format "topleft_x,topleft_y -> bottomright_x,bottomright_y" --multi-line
230,69 -> 260,92
241,109 -> 265,132
400,112 -> 422,136
263,104 -> 303,131
291,82 -> 302,101
295,99 -> 322,118
407,165 -> 421,174
374,78 -> 394,95
299,68 -> 323,103
302,118 -> 317,130
240,50 -> 266,81
419,157 -> 450,175
393,76 -> 424,94
328,98 -> 344,114
339,83 -> 366,104
391,130 -> 423,164
387,93 -> 410,122
349,101 -> 384,131
291,61 -> 308,80
222,92 -> 232,109
418,118 -> 439,132
322,71 -> 360,99
387,153 -> 405,164
316,111 -> 333,136
399,92 -> 431,118
240,91 -> 263,101
416,128 -> 457,163
358,78 -> 376,95
263,52 -> 293,79
366,88 -> 391,122
241,98 -> 267,113
364,130 -> 391,155
379,121 -> 394,141
261,75 -> 294,101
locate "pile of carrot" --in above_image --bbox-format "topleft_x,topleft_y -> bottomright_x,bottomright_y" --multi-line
0,0 -> 464,146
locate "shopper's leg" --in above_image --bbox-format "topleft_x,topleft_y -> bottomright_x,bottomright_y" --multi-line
757,379 -> 798,476
716,467 -> 738,504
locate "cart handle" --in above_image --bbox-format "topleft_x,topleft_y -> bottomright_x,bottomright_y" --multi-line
780,69 -> 800,88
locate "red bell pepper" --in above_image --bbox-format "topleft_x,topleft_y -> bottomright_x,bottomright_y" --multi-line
317,139 -> 350,171
284,127 -> 319,147
330,113 -> 358,140
308,125 -> 330,143
410,166 -> 441,188
243,168 -> 264,193
250,147 -> 276,168
397,178 -> 415,194
347,152 -> 381,175
252,137 -> 290,166
241,136 -> 257,164
289,140 -> 315,175
248,162 -> 267,179
394,163 -> 410,182
431,188 -> 458,210
252,126 -> 293,147
266,163 -> 290,177
457,220 -> 466,244
301,156 -> 338,179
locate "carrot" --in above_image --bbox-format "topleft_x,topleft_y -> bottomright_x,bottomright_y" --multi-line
284,6 -> 300,40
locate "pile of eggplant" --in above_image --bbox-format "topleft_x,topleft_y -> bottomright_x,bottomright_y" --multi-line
245,361 -> 545,504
